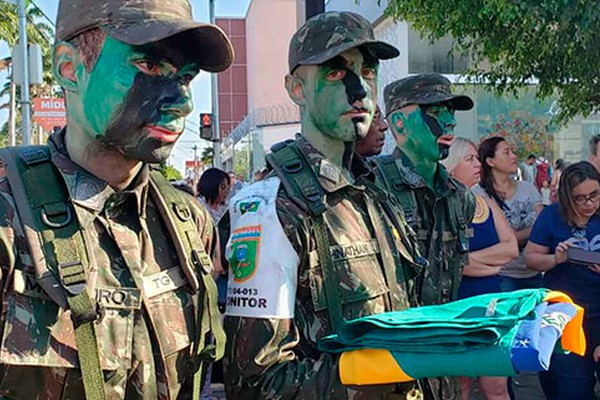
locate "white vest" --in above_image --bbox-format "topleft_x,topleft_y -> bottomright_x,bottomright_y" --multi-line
225,177 -> 299,319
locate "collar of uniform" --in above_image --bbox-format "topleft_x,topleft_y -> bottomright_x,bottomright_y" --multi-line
295,135 -> 356,193
392,147 -> 458,197
48,129 -> 150,228
352,153 -> 378,183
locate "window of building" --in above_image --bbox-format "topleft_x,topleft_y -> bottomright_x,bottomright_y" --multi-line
408,26 -> 470,74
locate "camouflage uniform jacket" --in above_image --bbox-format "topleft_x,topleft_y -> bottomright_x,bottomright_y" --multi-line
0,131 -> 220,399
372,148 -> 475,400
224,136 -> 422,400
374,148 -> 475,306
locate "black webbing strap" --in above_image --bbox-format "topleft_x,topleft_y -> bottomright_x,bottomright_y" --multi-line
266,142 -> 344,332
0,146 -> 105,400
148,170 -> 225,399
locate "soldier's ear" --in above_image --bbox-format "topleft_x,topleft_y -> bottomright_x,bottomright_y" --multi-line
53,42 -> 84,93
388,112 -> 406,136
285,73 -> 305,106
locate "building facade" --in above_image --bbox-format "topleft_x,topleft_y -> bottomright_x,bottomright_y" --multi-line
326,0 -> 599,162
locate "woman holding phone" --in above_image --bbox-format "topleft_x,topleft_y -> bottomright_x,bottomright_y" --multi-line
525,161 -> 600,399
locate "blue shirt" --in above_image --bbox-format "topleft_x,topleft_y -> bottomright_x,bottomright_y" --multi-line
469,196 -> 499,252
529,203 -> 600,306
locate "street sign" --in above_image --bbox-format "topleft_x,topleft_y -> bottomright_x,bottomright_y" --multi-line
11,43 -> 44,86
32,97 -> 66,131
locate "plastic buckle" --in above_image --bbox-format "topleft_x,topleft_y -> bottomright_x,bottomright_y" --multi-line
58,261 -> 87,296
193,249 -> 213,274
173,203 -> 192,222
283,160 -> 303,173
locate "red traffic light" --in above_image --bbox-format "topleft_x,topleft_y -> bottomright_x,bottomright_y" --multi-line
200,113 -> 213,128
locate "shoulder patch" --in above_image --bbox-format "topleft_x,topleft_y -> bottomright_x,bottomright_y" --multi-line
225,177 -> 299,319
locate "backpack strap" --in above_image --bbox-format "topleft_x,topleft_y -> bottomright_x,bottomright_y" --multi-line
371,156 -> 421,231
266,141 -> 344,332
0,146 -> 105,400
148,170 -> 225,398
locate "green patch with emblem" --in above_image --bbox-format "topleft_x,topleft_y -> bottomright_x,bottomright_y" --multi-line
229,225 -> 262,282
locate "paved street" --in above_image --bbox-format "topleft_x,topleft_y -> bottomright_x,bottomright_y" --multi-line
210,374 -> 546,399
471,373 -> 545,400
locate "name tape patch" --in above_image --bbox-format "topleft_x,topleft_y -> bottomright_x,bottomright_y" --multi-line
143,266 -> 188,298
96,287 -> 142,310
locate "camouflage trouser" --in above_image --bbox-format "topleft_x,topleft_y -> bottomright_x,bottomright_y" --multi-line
422,377 -> 461,400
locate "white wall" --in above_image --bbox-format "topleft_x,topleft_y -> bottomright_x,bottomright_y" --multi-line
246,0 -> 297,110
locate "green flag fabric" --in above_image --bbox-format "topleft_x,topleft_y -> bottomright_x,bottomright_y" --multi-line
317,289 -> 586,386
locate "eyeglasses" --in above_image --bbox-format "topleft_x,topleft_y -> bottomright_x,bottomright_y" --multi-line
573,191 -> 600,205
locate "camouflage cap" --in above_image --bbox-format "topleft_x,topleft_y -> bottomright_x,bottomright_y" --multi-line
288,12 -> 399,73
384,74 -> 474,116
56,0 -> 234,73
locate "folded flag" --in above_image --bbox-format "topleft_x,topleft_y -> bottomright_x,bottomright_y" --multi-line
316,289 -> 585,386
511,301 -> 577,372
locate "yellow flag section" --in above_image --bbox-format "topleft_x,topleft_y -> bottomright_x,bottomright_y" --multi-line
340,349 -> 413,385
339,290 -> 585,386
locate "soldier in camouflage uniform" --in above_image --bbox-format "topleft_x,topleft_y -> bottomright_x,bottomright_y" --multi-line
370,74 -> 476,399
223,12 -> 425,400
0,0 -> 233,399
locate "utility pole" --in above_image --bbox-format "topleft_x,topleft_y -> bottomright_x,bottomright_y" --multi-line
305,0 -> 325,20
209,0 -> 222,168
17,0 -> 31,145
9,75 -> 16,146
192,145 -> 199,183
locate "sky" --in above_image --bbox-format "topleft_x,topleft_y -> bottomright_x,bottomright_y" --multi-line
0,0 -> 251,172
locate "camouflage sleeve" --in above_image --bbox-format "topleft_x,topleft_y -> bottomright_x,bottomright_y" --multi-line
223,200 -> 346,399
223,316 -> 342,399
187,195 -> 223,274
463,187 -> 476,226
0,180 -> 18,312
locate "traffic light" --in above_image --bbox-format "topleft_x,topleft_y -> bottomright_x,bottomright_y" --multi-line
199,113 -> 215,141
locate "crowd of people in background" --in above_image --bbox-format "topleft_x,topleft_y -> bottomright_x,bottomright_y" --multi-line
174,133 -> 600,399
444,135 -> 600,399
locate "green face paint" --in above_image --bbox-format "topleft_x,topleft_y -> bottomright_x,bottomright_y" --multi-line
423,105 -> 456,136
72,36 -> 199,163
392,103 -> 456,163
302,48 -> 378,142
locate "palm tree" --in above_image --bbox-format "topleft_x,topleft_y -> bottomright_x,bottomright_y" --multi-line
0,1 -> 53,48
0,1 -> 55,146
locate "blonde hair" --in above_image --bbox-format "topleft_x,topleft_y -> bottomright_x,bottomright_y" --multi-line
440,137 -> 477,174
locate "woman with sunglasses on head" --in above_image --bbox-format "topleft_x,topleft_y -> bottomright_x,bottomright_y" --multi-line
525,161 -> 600,399
475,137 -> 544,292
442,138 -> 518,400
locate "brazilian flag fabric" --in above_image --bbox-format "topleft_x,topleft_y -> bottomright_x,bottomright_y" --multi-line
317,289 -> 585,386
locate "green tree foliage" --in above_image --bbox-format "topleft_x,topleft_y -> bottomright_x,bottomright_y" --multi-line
384,0 -> 599,122
0,1 -> 54,84
0,1 -> 55,146
200,146 -> 214,167
159,163 -> 183,181
234,142 -> 250,181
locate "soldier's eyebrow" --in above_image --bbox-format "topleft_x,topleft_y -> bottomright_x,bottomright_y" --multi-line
323,56 -> 350,70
